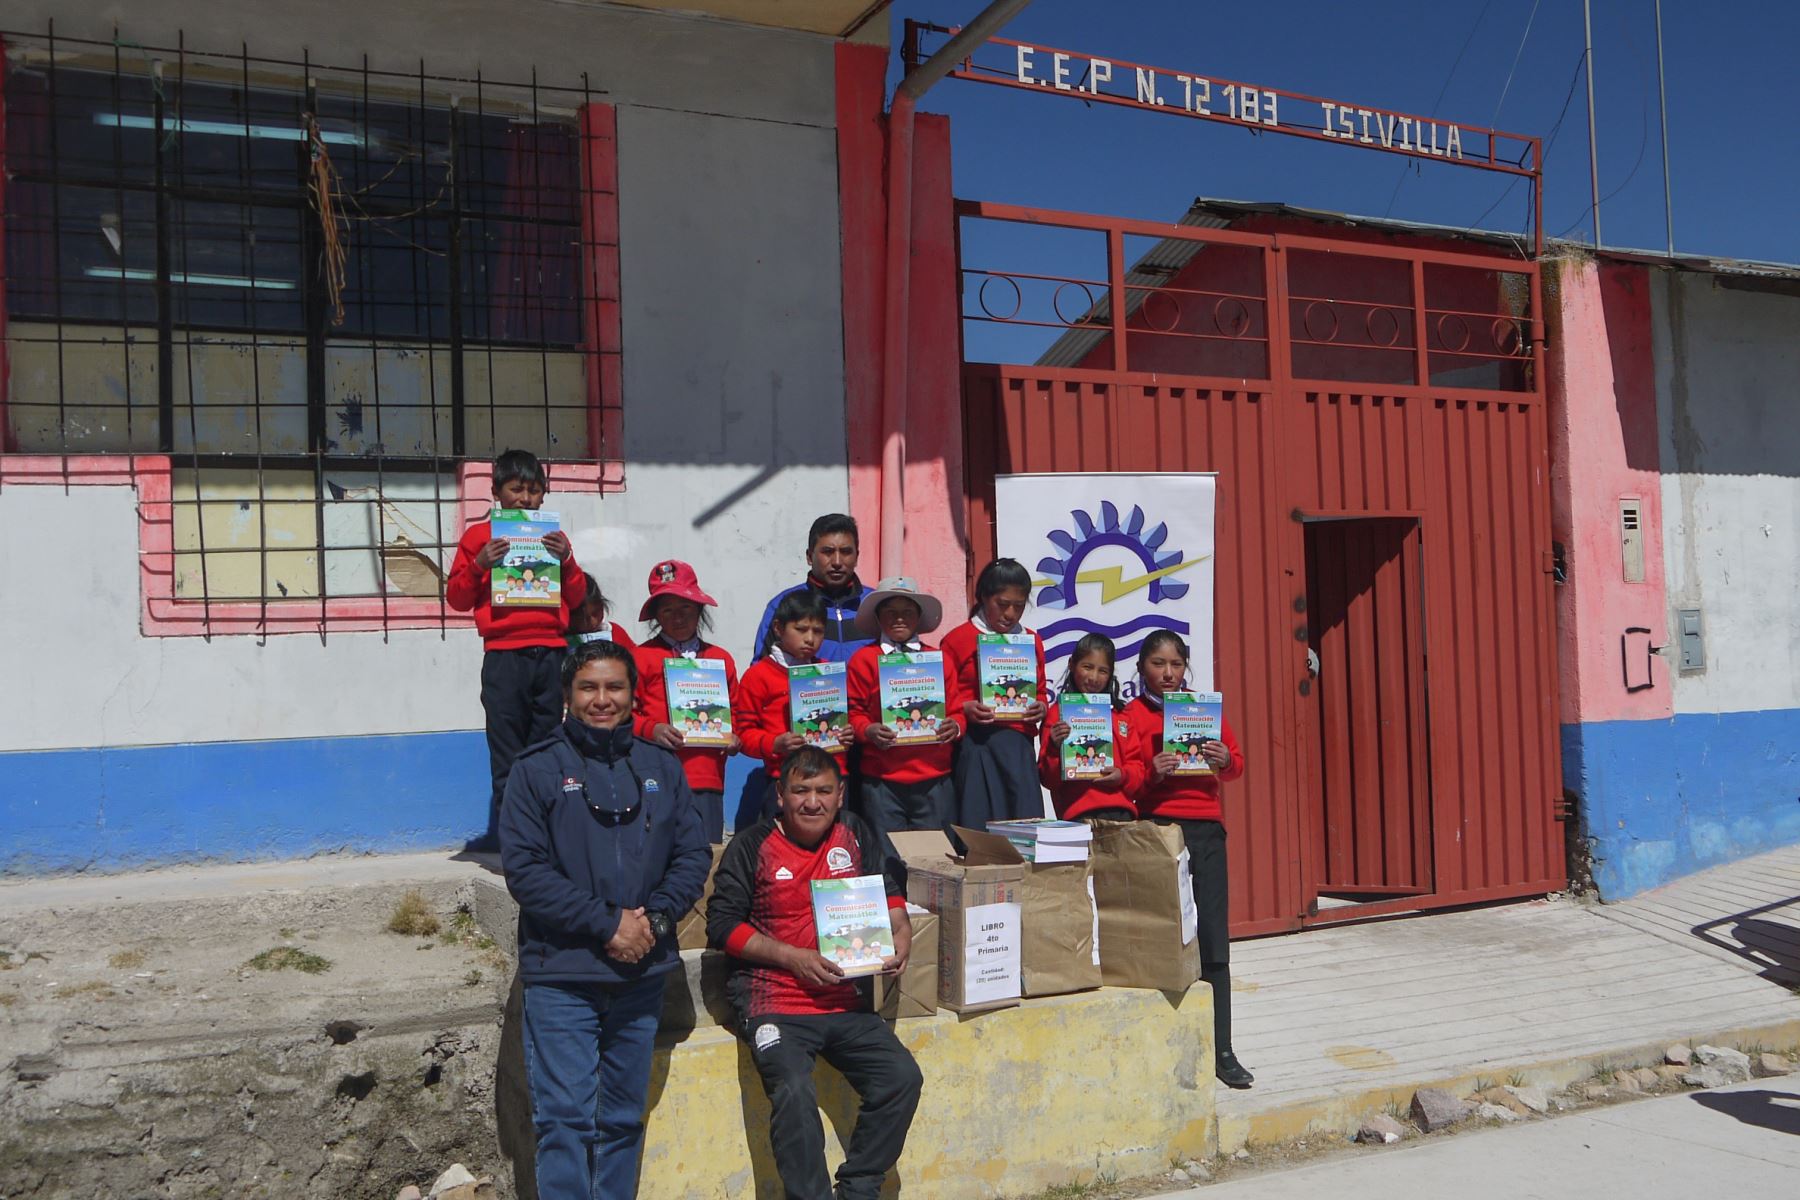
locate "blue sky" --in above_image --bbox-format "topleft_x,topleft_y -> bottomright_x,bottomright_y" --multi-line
887,0 -> 1799,264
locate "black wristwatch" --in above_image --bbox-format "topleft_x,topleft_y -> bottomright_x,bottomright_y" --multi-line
646,910 -> 674,941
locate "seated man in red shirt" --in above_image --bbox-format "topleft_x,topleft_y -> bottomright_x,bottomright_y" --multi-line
707,746 -> 922,1200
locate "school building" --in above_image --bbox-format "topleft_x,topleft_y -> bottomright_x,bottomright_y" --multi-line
2,4 -> 1794,912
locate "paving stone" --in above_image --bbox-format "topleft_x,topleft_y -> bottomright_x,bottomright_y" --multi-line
1503,1084 -> 1550,1114
1355,1113 -> 1409,1144
1477,1103 -> 1523,1123
1681,1066 -> 1729,1089
1693,1045 -> 1752,1083
1754,1052 -> 1793,1077
1411,1087 -> 1473,1132
1665,1043 -> 1693,1066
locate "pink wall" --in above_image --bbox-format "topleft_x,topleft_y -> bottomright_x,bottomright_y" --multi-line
1544,257 -> 1672,725
833,43 -> 887,565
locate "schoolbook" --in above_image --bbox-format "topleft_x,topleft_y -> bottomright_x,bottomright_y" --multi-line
663,657 -> 733,748
986,818 -> 1093,863
977,632 -> 1038,719
810,875 -> 894,978
489,508 -> 561,609
1058,693 -> 1116,779
788,661 -> 850,753
878,651 -> 948,746
1162,691 -> 1224,776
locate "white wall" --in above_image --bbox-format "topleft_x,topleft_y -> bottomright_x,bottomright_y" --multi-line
3,1 -> 853,752
1652,270 -> 1800,716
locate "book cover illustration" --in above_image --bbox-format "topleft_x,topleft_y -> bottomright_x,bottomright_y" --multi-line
811,875 -> 894,978
663,657 -> 733,747
1161,691 -> 1223,776
1057,693 -> 1116,780
976,633 -> 1038,719
878,651 -> 948,746
489,508 -> 561,609
788,661 -> 851,753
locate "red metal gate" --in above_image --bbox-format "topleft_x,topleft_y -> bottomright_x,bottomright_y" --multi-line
959,200 -> 1565,936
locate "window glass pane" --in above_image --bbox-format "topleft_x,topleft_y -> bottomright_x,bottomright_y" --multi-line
4,183 -> 158,324
167,332 -> 309,454
168,200 -> 305,331
321,469 -> 461,598
323,340 -> 455,457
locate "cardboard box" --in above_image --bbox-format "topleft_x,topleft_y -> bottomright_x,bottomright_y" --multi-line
875,906 -> 940,1020
890,829 -> 1023,1014
1090,820 -> 1200,992
676,844 -> 728,952
956,828 -> 1102,998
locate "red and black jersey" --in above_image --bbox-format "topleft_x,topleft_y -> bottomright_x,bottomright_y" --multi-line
706,812 -> 905,1021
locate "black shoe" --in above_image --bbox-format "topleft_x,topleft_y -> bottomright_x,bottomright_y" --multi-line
1216,1051 -> 1254,1089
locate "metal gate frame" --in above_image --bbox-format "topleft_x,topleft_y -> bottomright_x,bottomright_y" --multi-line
958,199 -> 1566,936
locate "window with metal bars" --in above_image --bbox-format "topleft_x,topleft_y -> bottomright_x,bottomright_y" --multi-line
0,30 -> 620,624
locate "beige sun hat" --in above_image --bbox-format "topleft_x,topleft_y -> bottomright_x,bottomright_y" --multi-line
852,576 -> 944,640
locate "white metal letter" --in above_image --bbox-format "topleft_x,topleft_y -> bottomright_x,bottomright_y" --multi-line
1052,52 -> 1073,91
1195,78 -> 1212,115
1320,101 -> 1337,136
1241,87 -> 1260,123
1263,89 -> 1278,126
1089,59 -> 1113,94
1358,109 -> 1373,144
1136,67 -> 1160,106
1016,45 -> 1036,85
1446,124 -> 1462,159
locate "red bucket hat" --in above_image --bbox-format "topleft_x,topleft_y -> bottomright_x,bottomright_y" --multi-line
639,559 -> 718,622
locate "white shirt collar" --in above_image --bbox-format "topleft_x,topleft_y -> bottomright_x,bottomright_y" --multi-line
661,633 -> 704,656
769,645 -> 817,669
880,638 -> 924,654
971,613 -> 1031,636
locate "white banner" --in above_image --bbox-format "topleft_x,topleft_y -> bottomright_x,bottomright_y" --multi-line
995,472 -> 1215,699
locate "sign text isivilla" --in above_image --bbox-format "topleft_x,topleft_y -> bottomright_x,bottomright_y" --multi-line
908,25 -> 1540,181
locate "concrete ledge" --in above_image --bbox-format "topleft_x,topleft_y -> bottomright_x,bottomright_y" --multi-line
639,985 -> 1216,1198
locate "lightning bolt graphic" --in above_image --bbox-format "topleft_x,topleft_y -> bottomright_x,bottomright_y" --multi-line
1031,556 -> 1206,603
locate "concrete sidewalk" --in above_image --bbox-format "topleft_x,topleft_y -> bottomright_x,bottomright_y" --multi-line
1181,1072 -> 1800,1198
1217,845 -> 1800,1150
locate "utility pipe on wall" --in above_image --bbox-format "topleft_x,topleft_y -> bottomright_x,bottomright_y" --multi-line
879,0 -> 1034,577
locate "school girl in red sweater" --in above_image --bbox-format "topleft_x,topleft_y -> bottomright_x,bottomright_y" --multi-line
733,591 -> 850,814
1119,629 -> 1252,1089
1038,634 -> 1141,822
845,577 -> 960,841
941,558 -> 1048,828
630,560 -> 738,844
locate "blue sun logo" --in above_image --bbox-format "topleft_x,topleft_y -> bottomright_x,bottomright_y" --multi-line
1033,501 -> 1193,610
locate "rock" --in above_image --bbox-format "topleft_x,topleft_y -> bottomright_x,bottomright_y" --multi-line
1355,1113 -> 1409,1144
1410,1087 -> 1473,1132
1682,1067 -> 1729,1089
429,1165 -> 476,1198
1612,1070 -> 1642,1093
1503,1084 -> 1550,1114
1186,1162 -> 1213,1182
1754,1052 -> 1793,1077
1234,1147 -> 1250,1160
1665,1044 -> 1693,1066
1579,1082 -> 1612,1101
395,1189 -> 422,1200
1655,1064 -> 1688,1083
1549,1093 -> 1578,1112
1633,1068 -> 1661,1089
1478,1103 -> 1522,1123
1169,1168 -> 1190,1182
1694,1045 -> 1752,1083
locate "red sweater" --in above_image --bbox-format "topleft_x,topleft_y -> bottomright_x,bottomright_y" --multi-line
941,621 -> 1048,739
630,640 -> 740,793
446,518 -> 589,651
1037,700 -> 1145,820
1119,695 -> 1245,822
846,643 -> 953,785
733,656 -> 851,779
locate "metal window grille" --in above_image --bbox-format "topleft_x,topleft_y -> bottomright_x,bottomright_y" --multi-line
0,26 -> 619,638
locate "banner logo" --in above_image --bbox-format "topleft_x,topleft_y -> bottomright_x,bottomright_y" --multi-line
1030,501 -> 1204,666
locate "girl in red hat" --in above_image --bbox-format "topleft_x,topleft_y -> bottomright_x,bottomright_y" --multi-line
631,560 -> 739,844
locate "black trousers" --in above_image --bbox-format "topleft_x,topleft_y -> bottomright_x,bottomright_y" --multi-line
693,788 -> 724,845
1164,817 -> 1235,1056
480,647 -> 565,838
745,1012 -> 923,1200
858,775 -> 954,843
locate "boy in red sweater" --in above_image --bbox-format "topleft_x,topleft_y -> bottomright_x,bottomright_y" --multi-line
845,577 -> 959,841
630,559 -> 740,844
446,450 -> 588,853
734,591 -> 850,816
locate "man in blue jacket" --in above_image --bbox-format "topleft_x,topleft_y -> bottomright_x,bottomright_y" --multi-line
500,639 -> 711,1199
749,513 -> 875,664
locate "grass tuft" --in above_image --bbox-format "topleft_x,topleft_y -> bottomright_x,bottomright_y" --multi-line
108,948 -> 146,970
387,890 -> 441,937
245,946 -> 332,975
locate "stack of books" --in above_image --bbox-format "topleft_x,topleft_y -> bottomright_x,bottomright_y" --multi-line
984,818 -> 1093,864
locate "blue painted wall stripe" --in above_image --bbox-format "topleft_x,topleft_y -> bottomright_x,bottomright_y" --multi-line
1562,708 -> 1800,900
1,732 -> 765,874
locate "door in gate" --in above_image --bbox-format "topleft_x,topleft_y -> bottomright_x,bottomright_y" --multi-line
1303,517 -> 1433,902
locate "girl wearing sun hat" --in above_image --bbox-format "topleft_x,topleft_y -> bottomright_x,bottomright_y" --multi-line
629,560 -> 739,844
844,576 -> 960,841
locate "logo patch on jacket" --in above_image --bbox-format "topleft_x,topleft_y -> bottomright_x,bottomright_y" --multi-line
826,846 -> 854,874
774,866 -> 794,881
1118,721 -> 1129,736
754,1023 -> 781,1050
562,776 -> 582,793
644,778 -> 660,793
